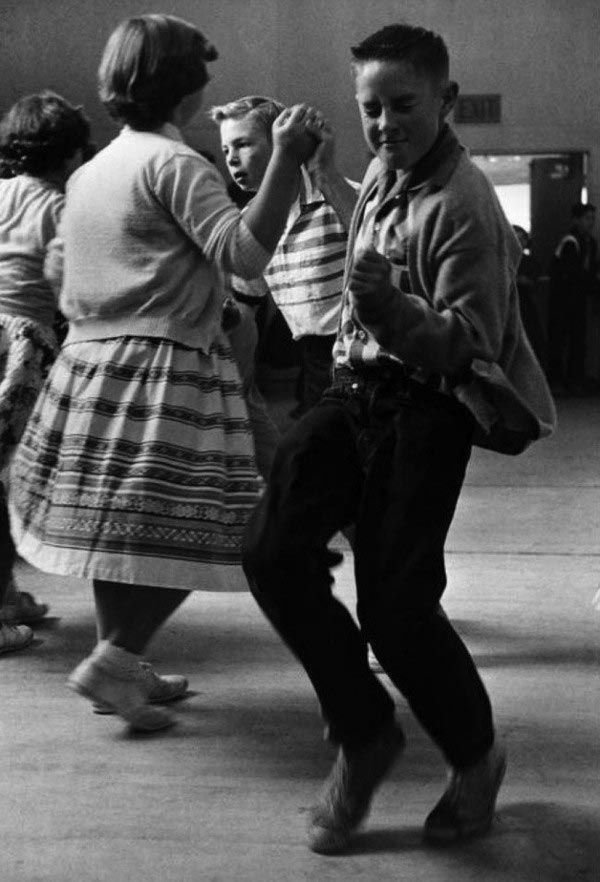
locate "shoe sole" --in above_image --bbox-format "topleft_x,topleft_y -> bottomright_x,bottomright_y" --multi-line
92,686 -> 189,715
68,679 -> 175,732
308,823 -> 363,855
424,752 -> 507,845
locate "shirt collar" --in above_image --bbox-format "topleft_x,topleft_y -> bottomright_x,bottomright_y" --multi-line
121,122 -> 185,143
300,165 -> 323,204
375,124 -> 464,197
155,122 -> 185,143
283,166 -> 323,230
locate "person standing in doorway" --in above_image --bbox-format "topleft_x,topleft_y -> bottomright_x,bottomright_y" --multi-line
513,225 -> 545,365
548,202 -> 598,395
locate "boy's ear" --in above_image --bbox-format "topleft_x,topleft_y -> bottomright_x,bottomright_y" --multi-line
440,81 -> 459,119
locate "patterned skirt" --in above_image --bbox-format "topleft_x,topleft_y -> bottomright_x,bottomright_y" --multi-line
9,335 -> 260,591
0,315 -> 57,471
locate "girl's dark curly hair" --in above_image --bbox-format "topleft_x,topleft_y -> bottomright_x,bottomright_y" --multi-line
0,91 -> 91,178
98,14 -> 218,131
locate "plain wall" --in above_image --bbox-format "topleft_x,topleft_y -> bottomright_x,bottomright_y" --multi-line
1,0 -> 599,201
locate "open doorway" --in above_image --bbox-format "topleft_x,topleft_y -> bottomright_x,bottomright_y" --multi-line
472,154 -> 533,228
472,151 -> 597,379
472,152 -> 588,274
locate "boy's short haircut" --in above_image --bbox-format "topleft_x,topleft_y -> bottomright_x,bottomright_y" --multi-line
0,90 -> 91,178
209,96 -> 285,142
351,23 -> 449,82
571,201 -> 596,219
98,13 -> 218,130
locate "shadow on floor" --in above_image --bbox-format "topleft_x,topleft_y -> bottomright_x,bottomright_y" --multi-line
18,607 -> 600,680
452,618 -> 598,667
18,609 -> 291,665
347,802 -> 599,881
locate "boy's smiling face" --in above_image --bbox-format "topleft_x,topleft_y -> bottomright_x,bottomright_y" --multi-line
354,58 -> 454,171
219,116 -> 272,192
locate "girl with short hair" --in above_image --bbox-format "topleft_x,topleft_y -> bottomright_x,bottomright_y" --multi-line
10,14 -> 318,729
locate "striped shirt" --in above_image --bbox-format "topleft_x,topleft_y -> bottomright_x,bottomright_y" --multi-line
263,168 -> 351,340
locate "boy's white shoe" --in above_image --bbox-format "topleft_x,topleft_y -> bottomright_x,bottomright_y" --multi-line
424,740 -> 507,843
307,721 -> 405,854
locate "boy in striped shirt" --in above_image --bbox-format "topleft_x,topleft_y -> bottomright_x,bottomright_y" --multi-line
211,96 -> 358,416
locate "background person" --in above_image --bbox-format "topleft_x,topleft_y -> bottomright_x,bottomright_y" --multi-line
512,225 -> 545,366
0,90 -> 91,651
548,202 -> 598,395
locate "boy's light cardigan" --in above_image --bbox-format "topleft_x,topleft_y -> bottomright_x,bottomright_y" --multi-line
342,128 -> 556,454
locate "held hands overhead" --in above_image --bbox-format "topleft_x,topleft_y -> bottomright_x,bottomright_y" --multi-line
272,103 -> 323,164
306,115 -> 336,176
272,103 -> 336,169
273,102 -> 395,326
273,103 -> 394,326
296,108 -> 359,231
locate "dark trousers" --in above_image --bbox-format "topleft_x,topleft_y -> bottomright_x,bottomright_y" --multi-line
243,372 -> 495,769
518,291 -> 546,367
294,334 -> 336,416
547,292 -> 587,385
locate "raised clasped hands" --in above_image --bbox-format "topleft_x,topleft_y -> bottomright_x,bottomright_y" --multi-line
349,247 -> 395,324
305,113 -> 335,176
272,103 -> 322,164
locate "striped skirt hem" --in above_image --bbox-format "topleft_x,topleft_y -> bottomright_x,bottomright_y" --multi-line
10,335 -> 259,590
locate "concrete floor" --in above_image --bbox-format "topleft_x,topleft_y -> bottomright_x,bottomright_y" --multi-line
1,396 -> 599,882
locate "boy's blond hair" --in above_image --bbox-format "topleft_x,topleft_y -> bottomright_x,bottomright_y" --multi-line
209,95 -> 285,142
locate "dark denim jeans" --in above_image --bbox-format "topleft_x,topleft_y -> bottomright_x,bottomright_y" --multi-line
294,333 -> 336,416
243,370 -> 495,768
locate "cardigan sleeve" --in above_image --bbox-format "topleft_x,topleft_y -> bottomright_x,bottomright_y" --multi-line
152,152 -> 271,280
362,201 -> 517,377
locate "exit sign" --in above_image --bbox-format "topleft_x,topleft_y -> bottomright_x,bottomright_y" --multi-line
454,94 -> 502,124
